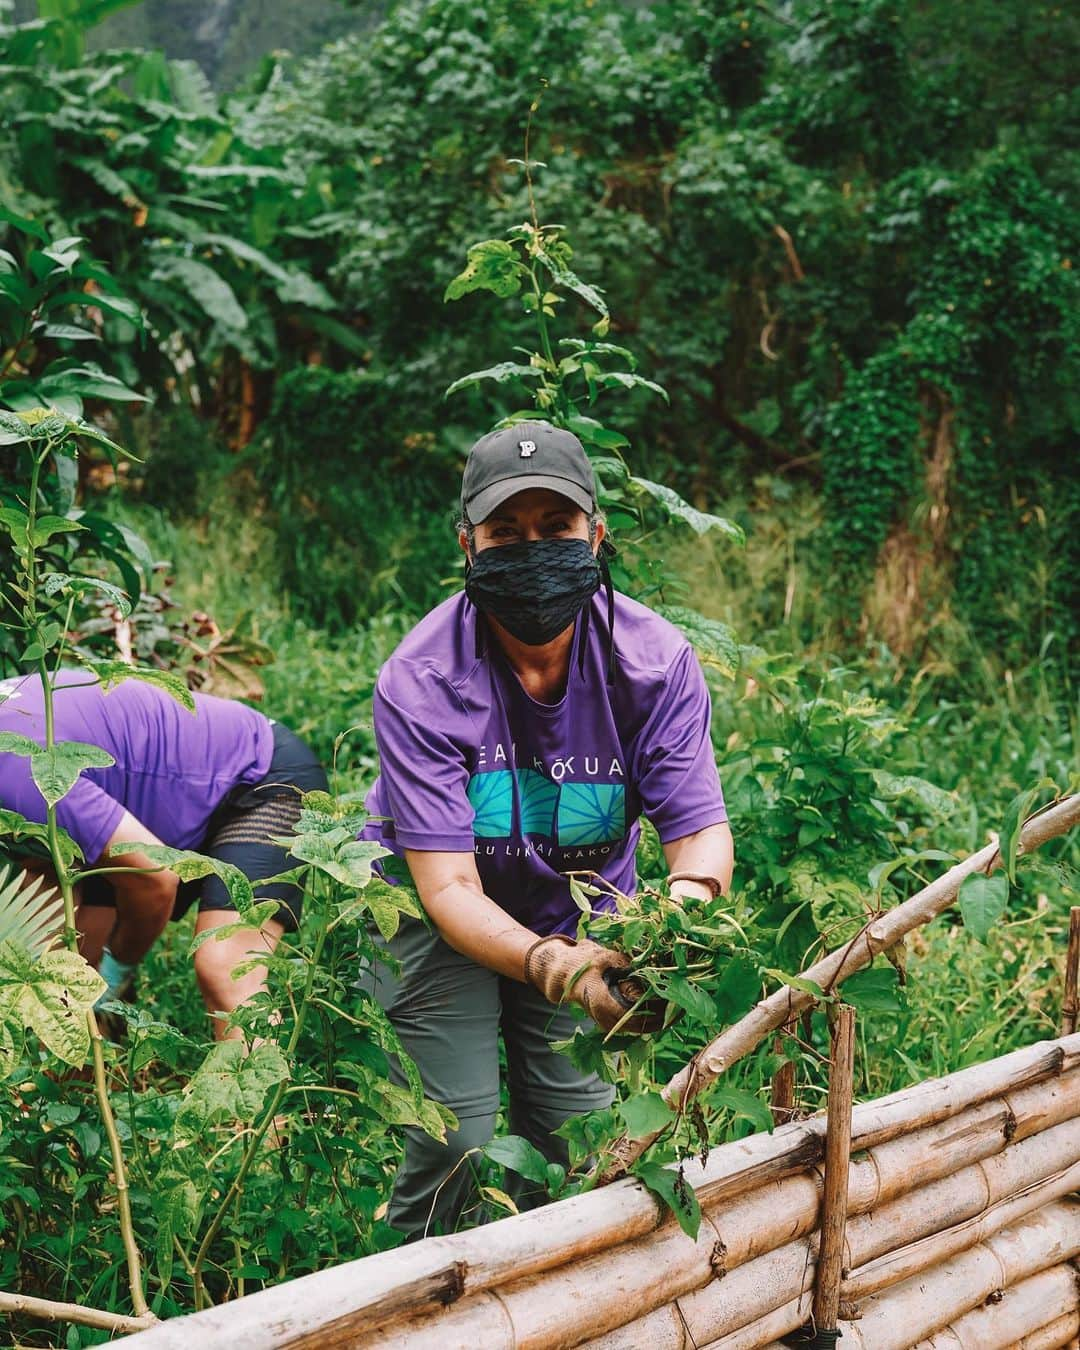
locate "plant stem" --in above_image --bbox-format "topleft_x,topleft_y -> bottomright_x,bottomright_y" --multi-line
26,440 -> 149,1318
190,906 -> 331,1309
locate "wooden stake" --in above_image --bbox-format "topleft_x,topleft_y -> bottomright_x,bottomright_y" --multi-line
1062,907 -> 1080,1036
770,1021 -> 797,1127
0,1289 -> 156,1335
813,1004 -> 855,1334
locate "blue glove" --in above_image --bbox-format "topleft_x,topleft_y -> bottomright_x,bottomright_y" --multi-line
95,946 -> 138,1009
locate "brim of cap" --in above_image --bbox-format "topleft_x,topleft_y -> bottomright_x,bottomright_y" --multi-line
465,474 -> 594,523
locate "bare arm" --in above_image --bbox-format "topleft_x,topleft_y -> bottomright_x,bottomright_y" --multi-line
663,821 -> 735,902
403,848 -> 537,981
92,811 -> 178,963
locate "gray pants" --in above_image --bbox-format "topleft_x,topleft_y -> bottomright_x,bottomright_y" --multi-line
358,917 -> 614,1240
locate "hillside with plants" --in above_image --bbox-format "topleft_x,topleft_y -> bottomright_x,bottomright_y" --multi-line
0,0 -> 1076,1342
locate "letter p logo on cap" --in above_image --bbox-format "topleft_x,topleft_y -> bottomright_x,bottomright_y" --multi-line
518,439 -> 537,457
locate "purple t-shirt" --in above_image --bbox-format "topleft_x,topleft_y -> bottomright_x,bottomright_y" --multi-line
0,671 -> 274,864
363,591 -> 727,936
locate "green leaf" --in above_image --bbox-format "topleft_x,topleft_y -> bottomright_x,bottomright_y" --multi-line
38,368 -> 147,404
762,968 -> 829,1001
109,843 -> 254,915
656,606 -> 739,676
998,781 -> 1056,884
596,371 -> 669,402
844,965 -> 906,1013
632,1161 -> 701,1239
444,240 -> 523,301
175,1040 -> 289,1135
30,515 -> 85,548
631,478 -> 746,543
150,257 -> 247,331
483,1133 -> 552,1186
285,834 -> 388,890
0,733 -> 39,757
41,573 -> 132,618
188,902 -> 281,953
0,941 -> 104,1067
88,662 -> 195,713
535,248 -> 608,318
709,1086 -> 774,1134
444,363 -> 542,398
0,808 -> 81,865
958,872 -> 1009,944
660,973 -> 716,1023
30,741 -> 115,808
617,1091 -> 675,1138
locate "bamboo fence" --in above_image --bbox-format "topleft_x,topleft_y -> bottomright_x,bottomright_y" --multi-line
114,794 -> 1080,1349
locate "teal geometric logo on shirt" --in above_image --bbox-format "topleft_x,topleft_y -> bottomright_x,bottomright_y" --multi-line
467,770 -> 514,837
516,768 -> 559,836
465,769 -> 626,846
556,781 -> 625,846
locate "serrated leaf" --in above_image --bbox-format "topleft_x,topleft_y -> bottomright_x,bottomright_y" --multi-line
444,363 -> 542,398
657,606 -> 739,676
175,1040 -> 289,1136
444,239 -> 523,301
30,741 -> 115,807
0,941 -> 104,1066
109,843 -> 254,914
958,872 -> 1009,944
88,662 -> 195,713
41,573 -> 132,618
631,478 -> 745,543
0,733 -> 39,757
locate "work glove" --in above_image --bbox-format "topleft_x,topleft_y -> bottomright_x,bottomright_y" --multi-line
94,946 -> 138,1010
524,935 -> 664,1035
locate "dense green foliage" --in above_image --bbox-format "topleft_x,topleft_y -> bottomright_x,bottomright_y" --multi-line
0,0 -> 1077,1340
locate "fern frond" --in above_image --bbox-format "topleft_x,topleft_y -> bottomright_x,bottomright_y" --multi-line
0,863 -> 64,959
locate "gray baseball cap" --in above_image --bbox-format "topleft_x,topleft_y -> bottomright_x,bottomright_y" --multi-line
461,420 -> 597,523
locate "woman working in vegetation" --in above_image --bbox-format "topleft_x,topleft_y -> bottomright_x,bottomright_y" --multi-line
362,421 -> 734,1238
0,673 -> 326,1037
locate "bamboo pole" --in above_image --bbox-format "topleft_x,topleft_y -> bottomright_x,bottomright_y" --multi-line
910,1264 -> 1080,1348
0,1290 -> 156,1336
117,1050 -> 1080,1350
600,793 -> 1080,1182
1063,907 -> 1080,1036
810,1005 -> 854,1335
578,1106 -> 1080,1350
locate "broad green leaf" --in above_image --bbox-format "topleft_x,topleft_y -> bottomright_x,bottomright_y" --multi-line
286,834 -> 388,890
958,872 -> 1009,944
444,363 -> 542,398
175,1040 -> 289,1135
41,573 -> 132,618
0,733 -> 39,757
659,973 -> 716,1022
998,781 -> 1055,883
564,415 -> 629,450
844,965 -> 906,1013
444,239 -> 523,301
656,606 -> 739,676
631,478 -> 745,543
596,371 -> 669,402
0,808 -> 81,865
870,772 -> 956,819
0,941 -> 104,1066
150,257 -> 247,331
109,843 -> 254,915
38,368 -> 147,404
710,1086 -> 774,1134
617,1091 -> 675,1138
483,1133 -> 552,1186
632,1161 -> 701,1239
30,741 -> 115,807
188,901 -> 281,952
89,662 -> 196,713
30,515 -> 85,548
762,968 -> 829,1001
535,248 -> 608,317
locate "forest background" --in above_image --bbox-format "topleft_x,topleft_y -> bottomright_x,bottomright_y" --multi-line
0,0 -> 1077,1342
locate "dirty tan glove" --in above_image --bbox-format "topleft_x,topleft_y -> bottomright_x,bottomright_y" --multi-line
524,935 -> 662,1035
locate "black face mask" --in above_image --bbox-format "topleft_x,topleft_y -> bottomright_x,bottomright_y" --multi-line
465,537 -> 601,647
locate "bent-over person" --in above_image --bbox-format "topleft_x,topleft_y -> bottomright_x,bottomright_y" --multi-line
0,671 -> 326,1037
